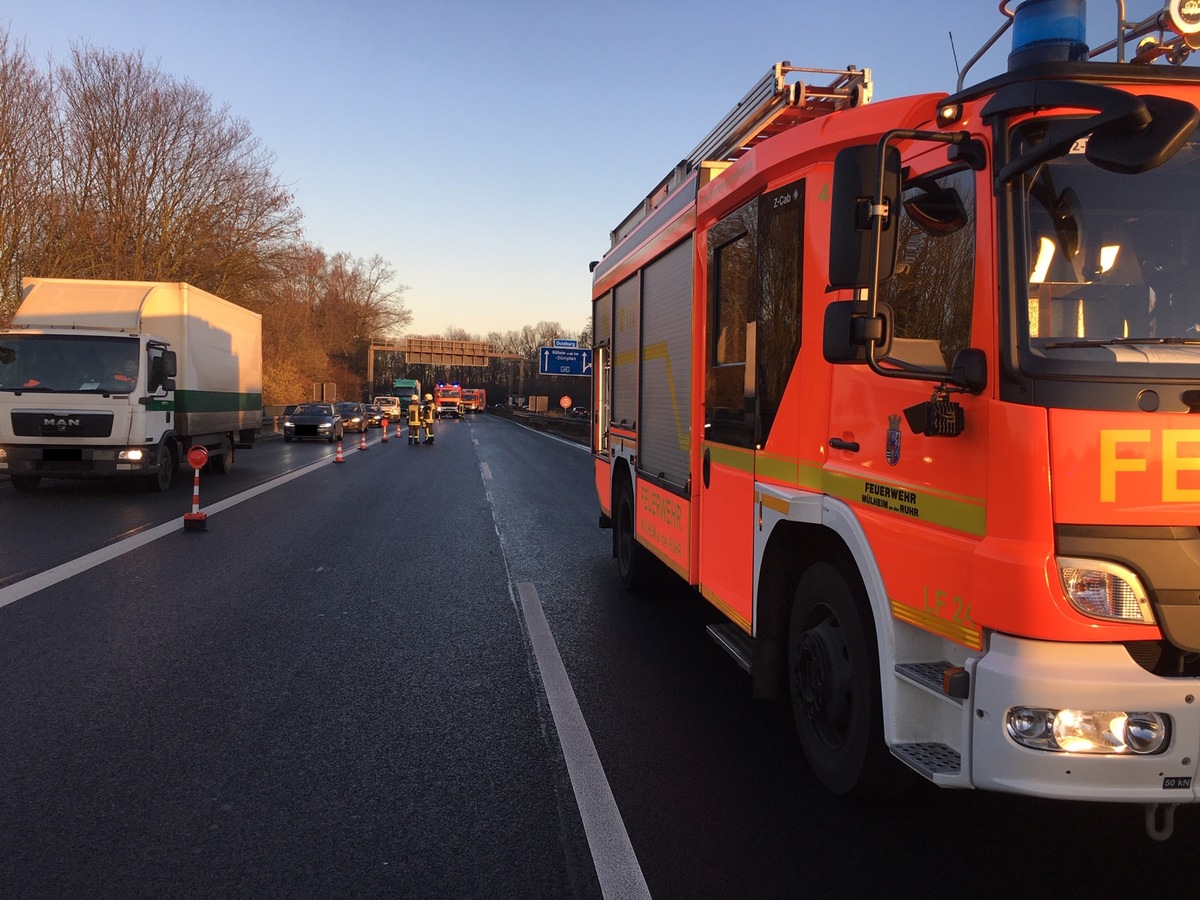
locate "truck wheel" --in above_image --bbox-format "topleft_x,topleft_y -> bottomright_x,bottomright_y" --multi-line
615,481 -> 652,592
10,474 -> 41,492
788,560 -> 903,797
146,442 -> 176,492
208,439 -> 234,474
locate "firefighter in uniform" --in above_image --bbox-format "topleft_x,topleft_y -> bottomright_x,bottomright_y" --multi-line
407,394 -> 421,445
422,392 -> 436,445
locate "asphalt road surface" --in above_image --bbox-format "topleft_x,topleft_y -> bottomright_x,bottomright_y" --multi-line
1,415 -> 1197,898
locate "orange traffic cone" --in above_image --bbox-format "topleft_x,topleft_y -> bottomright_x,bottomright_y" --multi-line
335,437 -> 345,463
381,417 -> 389,443
396,420 -> 403,440
359,430 -> 368,451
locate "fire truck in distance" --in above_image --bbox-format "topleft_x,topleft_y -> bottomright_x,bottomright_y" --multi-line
434,383 -> 463,418
462,388 -> 486,413
589,0 -> 1200,839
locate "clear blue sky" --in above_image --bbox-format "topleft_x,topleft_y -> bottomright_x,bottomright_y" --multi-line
6,1 -> 1155,337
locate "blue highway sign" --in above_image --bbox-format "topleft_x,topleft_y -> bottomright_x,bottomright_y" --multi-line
539,346 -> 592,376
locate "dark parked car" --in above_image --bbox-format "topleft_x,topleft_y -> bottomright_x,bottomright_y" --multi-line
336,401 -> 368,433
283,402 -> 343,443
568,406 -> 589,418
363,403 -> 384,427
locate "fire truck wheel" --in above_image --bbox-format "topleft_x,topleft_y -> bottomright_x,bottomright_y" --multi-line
788,560 -> 898,797
615,482 -> 651,592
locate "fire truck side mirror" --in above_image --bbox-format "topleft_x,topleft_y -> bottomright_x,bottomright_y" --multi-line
1086,94 -> 1200,174
823,300 -> 893,363
828,144 -> 901,290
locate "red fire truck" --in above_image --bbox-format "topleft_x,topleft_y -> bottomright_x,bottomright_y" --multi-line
434,383 -> 463,418
462,388 -> 486,413
589,0 -> 1200,838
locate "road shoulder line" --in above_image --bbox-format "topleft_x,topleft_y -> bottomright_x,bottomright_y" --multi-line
515,581 -> 651,900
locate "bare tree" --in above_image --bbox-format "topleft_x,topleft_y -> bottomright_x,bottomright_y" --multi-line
49,44 -> 303,297
315,251 -> 411,359
0,29 -> 55,321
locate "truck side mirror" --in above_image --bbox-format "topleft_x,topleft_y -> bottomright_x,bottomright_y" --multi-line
828,144 -> 901,290
149,352 -> 177,393
823,300 -> 893,362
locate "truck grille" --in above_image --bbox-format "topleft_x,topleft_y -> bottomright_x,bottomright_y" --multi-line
11,410 -> 114,437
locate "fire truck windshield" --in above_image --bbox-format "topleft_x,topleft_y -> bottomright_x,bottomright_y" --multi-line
1011,116 -> 1200,382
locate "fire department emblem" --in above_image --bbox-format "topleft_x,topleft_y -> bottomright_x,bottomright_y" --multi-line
886,414 -> 902,466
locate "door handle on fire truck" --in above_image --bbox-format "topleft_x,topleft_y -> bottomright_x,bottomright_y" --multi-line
829,437 -> 860,453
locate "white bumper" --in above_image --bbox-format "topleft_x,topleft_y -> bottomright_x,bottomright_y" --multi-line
972,633 -> 1200,803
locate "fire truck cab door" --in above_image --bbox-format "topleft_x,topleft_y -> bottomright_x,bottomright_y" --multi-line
699,202 -> 759,629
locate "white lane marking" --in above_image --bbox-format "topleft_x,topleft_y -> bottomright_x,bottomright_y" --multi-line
515,582 -> 651,900
492,416 -> 590,451
480,461 -> 492,481
0,452 -> 337,610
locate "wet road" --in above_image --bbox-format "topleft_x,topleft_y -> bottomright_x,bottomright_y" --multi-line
1,415 -> 1197,898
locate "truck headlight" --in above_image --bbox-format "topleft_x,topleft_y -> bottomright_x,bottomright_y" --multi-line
118,449 -> 145,461
1007,707 -> 1169,755
1057,557 -> 1155,624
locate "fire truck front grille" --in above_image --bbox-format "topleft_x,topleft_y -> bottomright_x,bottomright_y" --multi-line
12,410 -> 114,438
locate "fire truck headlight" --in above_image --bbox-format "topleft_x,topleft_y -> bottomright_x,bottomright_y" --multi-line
1007,708 -> 1169,754
1057,557 -> 1154,624
118,448 -> 145,461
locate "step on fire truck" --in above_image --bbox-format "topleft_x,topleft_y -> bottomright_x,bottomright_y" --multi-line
590,0 -> 1200,839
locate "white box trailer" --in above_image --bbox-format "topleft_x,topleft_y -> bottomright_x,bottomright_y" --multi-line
0,278 -> 263,491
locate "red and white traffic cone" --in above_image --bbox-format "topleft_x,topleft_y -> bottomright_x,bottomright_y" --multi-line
396,420 -> 403,440
381,417 -> 389,443
359,430 -> 369,451
183,465 -> 207,531
335,437 -> 345,463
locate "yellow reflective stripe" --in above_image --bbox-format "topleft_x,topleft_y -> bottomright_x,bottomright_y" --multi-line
700,585 -> 751,631
755,452 -> 800,484
704,442 -> 754,471
758,493 -> 790,516
642,342 -> 689,452
890,598 -> 983,651
819,466 -> 986,537
714,450 -> 986,536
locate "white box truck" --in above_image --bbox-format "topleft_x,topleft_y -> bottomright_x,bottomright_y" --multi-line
0,278 -> 262,491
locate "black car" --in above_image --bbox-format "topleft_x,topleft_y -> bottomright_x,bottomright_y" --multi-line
283,402 -> 343,443
363,403 -> 384,427
335,401 -> 368,433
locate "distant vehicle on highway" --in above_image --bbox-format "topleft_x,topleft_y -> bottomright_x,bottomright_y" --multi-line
336,401 -> 368,433
373,396 -> 402,418
363,404 -> 384,427
569,406 -> 589,418
283,403 -> 343,443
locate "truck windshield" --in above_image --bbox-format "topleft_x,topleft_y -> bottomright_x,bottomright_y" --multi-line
0,334 -> 140,393
1011,115 -> 1200,380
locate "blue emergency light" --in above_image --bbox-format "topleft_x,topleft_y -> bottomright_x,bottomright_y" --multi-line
1008,0 -> 1089,70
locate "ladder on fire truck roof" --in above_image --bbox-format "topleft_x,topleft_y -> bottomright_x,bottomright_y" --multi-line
609,62 -> 873,248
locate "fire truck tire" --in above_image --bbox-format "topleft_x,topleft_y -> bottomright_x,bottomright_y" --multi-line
615,482 -> 652,592
788,560 -> 901,797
